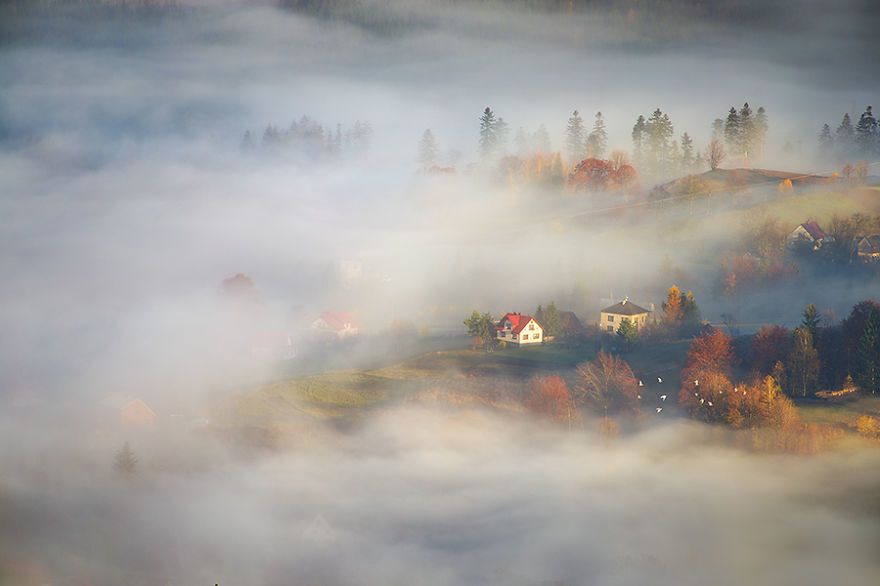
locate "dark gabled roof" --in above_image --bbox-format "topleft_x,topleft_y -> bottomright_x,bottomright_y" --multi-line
601,299 -> 650,316
799,220 -> 826,241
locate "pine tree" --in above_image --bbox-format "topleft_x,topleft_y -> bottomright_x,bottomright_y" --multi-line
565,110 -> 586,163
754,106 -> 768,159
680,132 -> 695,170
632,115 -> 647,165
418,129 -> 438,167
855,105 -> 877,156
541,301 -> 562,338
586,111 -> 607,159
645,108 -> 673,173
818,124 -> 833,156
855,310 -> 880,394
739,102 -> 754,159
836,113 -> 855,155
514,127 -> 530,156
723,107 -> 741,156
478,107 -> 498,160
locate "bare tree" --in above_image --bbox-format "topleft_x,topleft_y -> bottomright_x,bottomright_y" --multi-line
706,139 -> 726,170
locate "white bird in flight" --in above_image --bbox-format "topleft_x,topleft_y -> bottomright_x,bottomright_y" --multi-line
639,380 -> 644,387
700,398 -> 705,405
637,394 -> 642,400
656,407 -> 663,413
660,395 -> 667,401
657,377 -> 663,383
694,379 -> 700,386
708,401 -> 713,407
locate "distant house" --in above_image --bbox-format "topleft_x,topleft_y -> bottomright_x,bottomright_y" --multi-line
101,395 -> 156,427
312,311 -> 359,339
787,220 -> 831,250
495,312 -> 543,345
854,235 -> 880,261
600,298 -> 651,333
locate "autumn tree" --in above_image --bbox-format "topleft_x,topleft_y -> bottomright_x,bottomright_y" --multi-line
682,328 -> 735,384
750,325 -> 791,376
678,370 -> 733,423
575,351 -> 640,415
526,375 -> 573,424
706,138 -> 725,170
787,327 -> 820,398
661,286 -> 701,337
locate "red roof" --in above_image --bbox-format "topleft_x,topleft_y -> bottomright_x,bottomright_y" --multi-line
801,220 -> 826,241
320,311 -> 358,331
497,312 -> 542,335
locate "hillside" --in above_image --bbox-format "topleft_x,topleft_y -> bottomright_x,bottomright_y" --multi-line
652,167 -> 835,199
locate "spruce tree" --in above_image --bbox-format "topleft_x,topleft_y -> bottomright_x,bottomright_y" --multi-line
114,442 -> 138,477
802,304 -> 821,340
754,106 -> 768,159
855,105 -> 877,157
645,108 -> 673,172
739,102 -> 754,157
495,117 -> 510,155
586,111 -> 608,159
680,132 -> 695,170
711,118 -> 724,141
478,107 -> 498,160
632,115 -> 647,165
532,124 -> 552,153
818,124 -> 833,156
418,129 -> 438,167
855,310 -> 880,394
835,113 -> 855,156
723,107 -> 741,156
565,110 -> 586,163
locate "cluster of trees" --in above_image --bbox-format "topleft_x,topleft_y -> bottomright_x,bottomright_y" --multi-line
677,328 -> 798,429
660,285 -> 701,337
566,155 -> 638,193
631,108 -> 701,177
564,110 -> 607,162
525,350 -> 640,426
749,301 -> 880,396
711,102 -> 768,162
819,106 -> 878,161
242,116 -> 373,160
721,216 -> 796,295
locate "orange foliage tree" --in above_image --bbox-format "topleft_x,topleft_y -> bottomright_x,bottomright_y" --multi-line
681,328 -> 735,382
526,375 -> 572,424
575,351 -> 640,414
567,157 -> 638,192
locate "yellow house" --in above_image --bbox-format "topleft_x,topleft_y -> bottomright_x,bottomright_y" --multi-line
599,298 -> 651,334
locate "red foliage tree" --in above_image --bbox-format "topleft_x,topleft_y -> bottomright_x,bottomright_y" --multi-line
682,328 -> 735,384
750,325 -> 792,376
567,158 -> 638,192
526,375 -> 572,424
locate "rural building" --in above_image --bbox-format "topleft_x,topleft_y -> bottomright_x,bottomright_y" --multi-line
600,298 -> 651,333
787,220 -> 831,250
558,310 -> 587,339
854,235 -> 880,261
495,312 -> 544,345
312,311 -> 359,339
119,398 -> 156,427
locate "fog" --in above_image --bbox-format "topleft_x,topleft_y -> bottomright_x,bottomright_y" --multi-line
1,1 -> 879,584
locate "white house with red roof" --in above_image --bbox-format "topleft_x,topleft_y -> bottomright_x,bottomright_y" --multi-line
496,312 -> 543,345
312,311 -> 359,339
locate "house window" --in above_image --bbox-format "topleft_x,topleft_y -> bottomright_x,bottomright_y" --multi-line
607,315 -> 615,322
607,325 -> 613,332
529,323 -> 535,331
533,333 -> 539,339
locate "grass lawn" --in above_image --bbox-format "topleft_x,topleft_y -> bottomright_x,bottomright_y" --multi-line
796,394 -> 880,430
